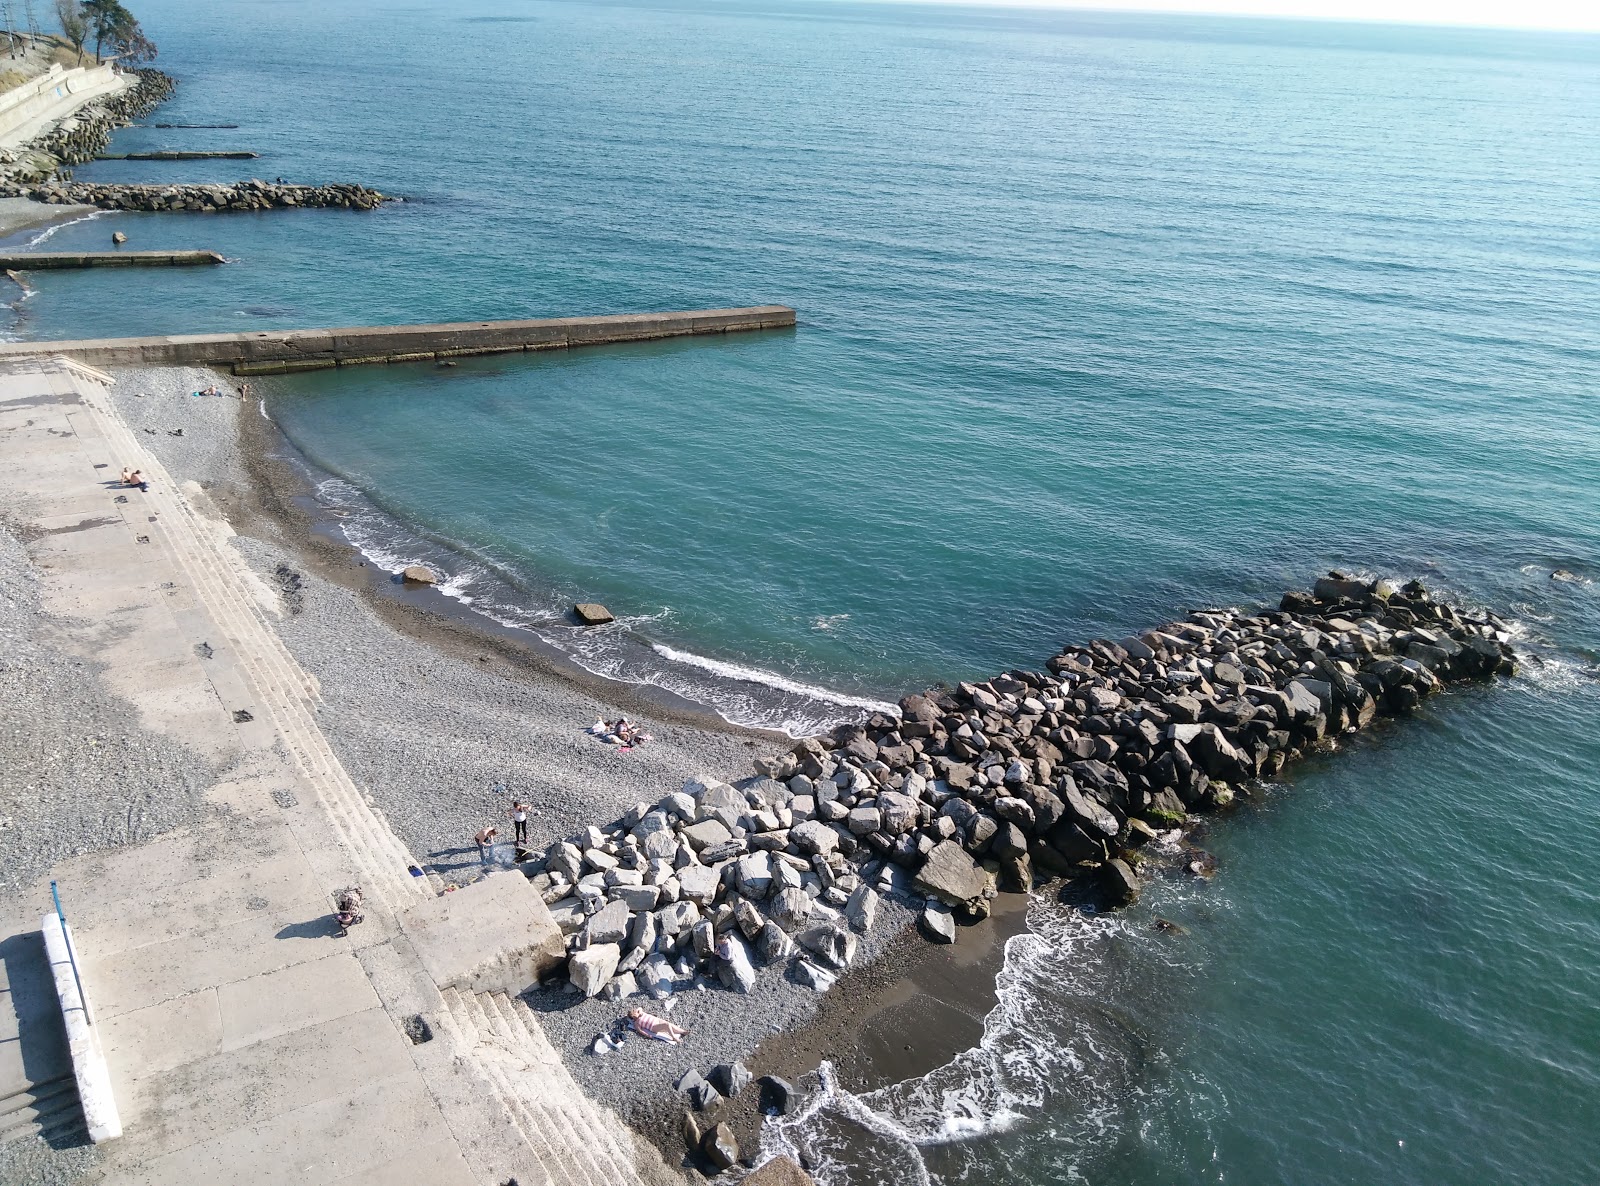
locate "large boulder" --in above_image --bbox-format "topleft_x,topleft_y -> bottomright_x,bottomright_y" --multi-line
796,924 -> 858,969
845,884 -> 879,932
581,899 -> 630,945
921,901 -> 956,943
1101,858 -> 1140,907
677,863 -> 722,907
717,933 -> 759,993
573,602 -> 614,625
791,819 -> 840,857
770,887 -> 813,932
757,919 -> 797,963
568,943 -> 620,997
682,819 -> 733,852
914,841 -> 987,907
735,851 -> 775,899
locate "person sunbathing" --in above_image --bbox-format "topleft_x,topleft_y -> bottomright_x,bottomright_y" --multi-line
628,1007 -> 689,1044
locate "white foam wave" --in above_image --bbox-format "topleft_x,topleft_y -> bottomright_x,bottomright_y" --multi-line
23,209 -> 106,247
258,398 -> 269,420
650,642 -> 899,715
306,478 -> 888,736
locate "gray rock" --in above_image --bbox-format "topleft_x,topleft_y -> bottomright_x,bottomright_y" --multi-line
548,896 -> 586,935
921,902 -> 953,941
847,806 -> 882,835
795,959 -> 836,991
790,819 -> 840,856
844,884 -> 879,932
914,840 -> 987,906
674,1066 -> 705,1094
677,862 -> 722,907
1102,858 -> 1140,906
710,1060 -> 753,1099
770,887 -> 813,932
703,1122 -> 739,1169
735,851 -> 774,899
757,919 -> 797,963
602,971 -> 640,1000
717,933 -> 758,993
921,901 -> 956,943
611,883 -> 659,912
796,924 -> 858,969
682,818 -> 733,852
734,897 -> 765,938
658,899 -> 701,937
760,1075 -> 800,1115
568,943 -> 620,996
660,791 -> 696,819
691,1080 -> 724,1112
582,899 -> 630,945
639,953 -> 677,999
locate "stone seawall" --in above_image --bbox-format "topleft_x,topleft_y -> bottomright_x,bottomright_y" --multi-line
526,574 -> 1516,1008
0,306 -> 798,371
0,68 -> 173,184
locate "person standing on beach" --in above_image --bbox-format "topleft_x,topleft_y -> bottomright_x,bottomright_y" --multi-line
474,825 -> 498,865
509,800 -> 528,846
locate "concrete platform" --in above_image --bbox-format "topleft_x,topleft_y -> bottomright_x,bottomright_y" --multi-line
401,872 -> 566,996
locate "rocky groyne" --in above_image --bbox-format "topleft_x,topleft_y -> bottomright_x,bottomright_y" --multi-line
531,573 -> 1516,1009
0,179 -> 389,212
0,66 -> 389,209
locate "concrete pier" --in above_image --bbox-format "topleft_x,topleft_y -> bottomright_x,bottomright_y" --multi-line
0,304 -> 797,374
96,151 -> 259,160
0,250 -> 227,269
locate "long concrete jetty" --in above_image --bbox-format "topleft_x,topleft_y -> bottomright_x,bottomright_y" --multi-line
0,304 -> 797,374
0,250 -> 227,269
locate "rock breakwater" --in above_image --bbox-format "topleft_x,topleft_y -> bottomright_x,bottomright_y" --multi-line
0,179 -> 390,212
531,574 -> 1516,1008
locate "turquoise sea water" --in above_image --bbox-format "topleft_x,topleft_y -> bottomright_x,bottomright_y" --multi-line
12,3 -> 1600,1183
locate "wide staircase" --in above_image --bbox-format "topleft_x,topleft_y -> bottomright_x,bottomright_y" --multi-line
436,988 -> 668,1186
9,358 -> 681,1185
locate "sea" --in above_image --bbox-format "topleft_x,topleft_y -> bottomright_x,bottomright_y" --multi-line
8,2 -> 1598,1182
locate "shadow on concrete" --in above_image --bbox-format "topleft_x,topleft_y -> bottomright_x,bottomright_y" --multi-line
274,916 -> 343,941
0,932 -> 90,1148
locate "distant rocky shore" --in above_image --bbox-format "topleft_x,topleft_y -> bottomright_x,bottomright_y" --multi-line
0,66 -> 390,213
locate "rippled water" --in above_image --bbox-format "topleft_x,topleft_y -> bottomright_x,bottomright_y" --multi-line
12,2 -> 1600,1182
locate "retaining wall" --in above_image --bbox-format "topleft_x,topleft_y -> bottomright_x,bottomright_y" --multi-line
0,305 -> 798,373
0,63 -> 127,148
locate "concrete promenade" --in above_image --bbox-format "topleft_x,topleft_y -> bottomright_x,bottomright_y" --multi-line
0,359 -> 679,1185
0,305 -> 797,375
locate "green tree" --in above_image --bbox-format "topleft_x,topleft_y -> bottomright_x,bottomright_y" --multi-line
81,0 -> 136,64
54,0 -> 86,60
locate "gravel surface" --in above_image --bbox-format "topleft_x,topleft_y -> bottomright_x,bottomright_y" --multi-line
0,519 -> 216,901
100,365 -> 923,1151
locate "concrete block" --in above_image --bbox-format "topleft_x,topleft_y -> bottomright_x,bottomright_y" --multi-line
399,872 -> 564,995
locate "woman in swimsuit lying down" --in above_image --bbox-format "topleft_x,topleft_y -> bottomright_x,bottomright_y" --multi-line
628,1007 -> 690,1044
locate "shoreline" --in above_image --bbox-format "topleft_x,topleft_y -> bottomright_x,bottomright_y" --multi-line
104,363 -> 1025,1174
94,363 -> 1521,1181
0,196 -> 101,242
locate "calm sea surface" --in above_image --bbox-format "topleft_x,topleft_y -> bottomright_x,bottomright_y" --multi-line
12,2 -> 1599,1182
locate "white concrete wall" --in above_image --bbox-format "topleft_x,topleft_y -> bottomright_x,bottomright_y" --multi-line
40,909 -> 122,1143
0,62 -> 128,148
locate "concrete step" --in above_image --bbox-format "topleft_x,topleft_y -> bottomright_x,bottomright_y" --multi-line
434,988 -> 561,1186
493,993 -> 665,1186
0,1075 -> 85,1147
75,368 -> 428,912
